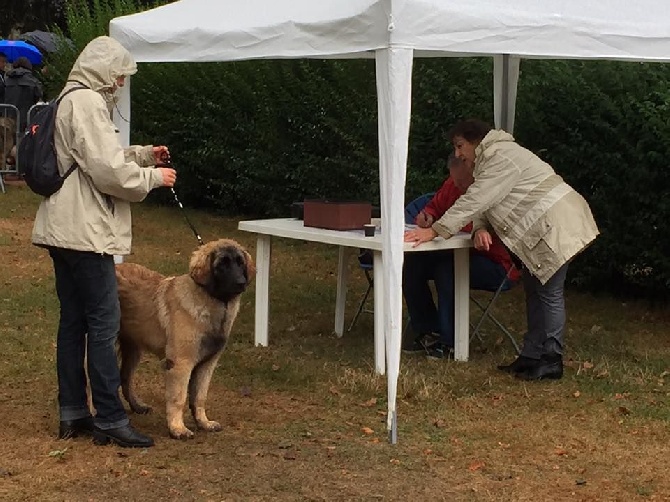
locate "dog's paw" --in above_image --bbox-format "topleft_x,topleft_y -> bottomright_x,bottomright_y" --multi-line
197,420 -> 222,432
169,427 -> 195,440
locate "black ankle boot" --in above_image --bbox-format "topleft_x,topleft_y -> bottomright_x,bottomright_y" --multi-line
93,424 -> 155,448
497,355 -> 540,374
516,354 -> 563,381
58,417 -> 94,439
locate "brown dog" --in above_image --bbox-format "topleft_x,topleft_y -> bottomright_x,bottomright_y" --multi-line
115,239 -> 255,439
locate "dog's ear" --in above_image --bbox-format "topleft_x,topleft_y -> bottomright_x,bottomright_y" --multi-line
189,247 -> 211,286
243,249 -> 256,280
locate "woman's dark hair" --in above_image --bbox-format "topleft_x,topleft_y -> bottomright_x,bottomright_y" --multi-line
12,57 -> 32,71
447,119 -> 492,143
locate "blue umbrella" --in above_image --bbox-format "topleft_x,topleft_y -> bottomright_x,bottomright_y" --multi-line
0,40 -> 43,65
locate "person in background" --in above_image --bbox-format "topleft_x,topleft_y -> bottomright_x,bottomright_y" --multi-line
402,154 -> 519,359
0,52 -> 7,101
405,119 -> 599,380
31,36 -> 177,447
3,56 -> 43,132
0,51 -> 11,169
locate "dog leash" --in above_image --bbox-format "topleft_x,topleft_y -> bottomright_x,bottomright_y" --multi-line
157,153 -> 204,246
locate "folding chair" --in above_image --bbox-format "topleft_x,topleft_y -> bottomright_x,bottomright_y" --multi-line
469,265 -> 521,354
348,192 -> 434,331
347,249 -> 374,332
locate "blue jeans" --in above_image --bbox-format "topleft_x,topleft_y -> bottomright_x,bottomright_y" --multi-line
520,262 -> 569,359
48,248 -> 129,430
402,251 -> 511,347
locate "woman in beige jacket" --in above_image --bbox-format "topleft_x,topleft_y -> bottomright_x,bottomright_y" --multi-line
32,36 -> 176,446
405,119 -> 599,380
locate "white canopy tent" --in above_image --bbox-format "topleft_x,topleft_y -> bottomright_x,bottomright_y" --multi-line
110,0 -> 670,443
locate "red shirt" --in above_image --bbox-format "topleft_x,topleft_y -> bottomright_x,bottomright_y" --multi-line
421,178 -> 520,282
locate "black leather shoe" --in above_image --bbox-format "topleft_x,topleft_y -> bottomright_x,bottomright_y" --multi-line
497,355 -> 540,374
58,417 -> 94,439
92,425 -> 155,448
516,355 -> 563,381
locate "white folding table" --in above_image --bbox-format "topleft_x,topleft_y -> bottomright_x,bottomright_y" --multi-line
238,218 -> 473,374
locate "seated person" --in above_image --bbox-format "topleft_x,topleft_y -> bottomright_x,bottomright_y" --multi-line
402,154 -> 519,359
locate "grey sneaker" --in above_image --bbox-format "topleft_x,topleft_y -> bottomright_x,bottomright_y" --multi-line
402,332 -> 439,353
425,342 -> 454,360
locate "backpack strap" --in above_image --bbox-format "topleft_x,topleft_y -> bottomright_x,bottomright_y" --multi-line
55,83 -> 89,180
57,83 -> 90,105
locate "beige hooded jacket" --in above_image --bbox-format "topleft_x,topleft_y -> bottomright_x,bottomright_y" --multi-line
32,36 -> 163,255
433,130 -> 599,284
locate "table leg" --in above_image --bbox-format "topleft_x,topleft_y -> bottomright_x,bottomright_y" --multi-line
254,235 -> 272,347
373,250 -> 385,375
453,248 -> 470,361
334,246 -> 349,337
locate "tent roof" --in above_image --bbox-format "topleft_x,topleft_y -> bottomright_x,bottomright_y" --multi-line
109,0 -> 670,63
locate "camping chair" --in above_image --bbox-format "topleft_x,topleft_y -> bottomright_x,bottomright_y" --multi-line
347,249 -> 374,331
469,265 -> 521,355
348,192 -> 434,332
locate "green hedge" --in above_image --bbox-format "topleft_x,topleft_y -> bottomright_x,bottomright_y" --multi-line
43,1 -> 670,300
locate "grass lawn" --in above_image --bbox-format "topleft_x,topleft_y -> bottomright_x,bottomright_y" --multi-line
0,184 -> 668,501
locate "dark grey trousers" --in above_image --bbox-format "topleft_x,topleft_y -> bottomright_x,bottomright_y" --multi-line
520,262 -> 569,359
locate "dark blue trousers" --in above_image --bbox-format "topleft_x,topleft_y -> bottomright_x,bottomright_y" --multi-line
402,250 -> 511,347
48,247 -> 129,430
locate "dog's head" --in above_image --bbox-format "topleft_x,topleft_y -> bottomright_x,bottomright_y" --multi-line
189,239 -> 255,302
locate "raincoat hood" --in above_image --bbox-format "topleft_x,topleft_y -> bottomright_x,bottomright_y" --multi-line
6,67 -> 33,80
67,36 -> 137,93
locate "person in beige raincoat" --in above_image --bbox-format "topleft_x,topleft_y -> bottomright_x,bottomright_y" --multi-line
405,119 -> 599,380
32,36 -> 177,447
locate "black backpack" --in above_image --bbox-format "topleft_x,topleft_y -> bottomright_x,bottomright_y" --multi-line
18,86 -> 88,197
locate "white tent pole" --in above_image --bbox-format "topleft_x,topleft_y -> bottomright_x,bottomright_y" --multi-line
113,77 -> 132,265
493,54 -> 521,132
375,47 -> 414,445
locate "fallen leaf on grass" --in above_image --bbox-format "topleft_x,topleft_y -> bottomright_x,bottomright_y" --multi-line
271,364 -> 280,371
359,398 -> 377,407
582,361 -> 594,369
390,459 -> 400,465
468,461 -> 485,471
573,391 -> 581,398
329,386 -> 340,396
433,419 -> 447,428
555,448 -> 568,456
361,427 -> 374,435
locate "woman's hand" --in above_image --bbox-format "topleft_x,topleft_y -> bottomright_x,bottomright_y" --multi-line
157,167 -> 177,188
415,210 -> 434,228
404,227 -> 437,248
153,145 -> 170,165
473,229 -> 493,251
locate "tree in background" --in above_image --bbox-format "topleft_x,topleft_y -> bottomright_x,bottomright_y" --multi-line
0,0 -> 67,39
